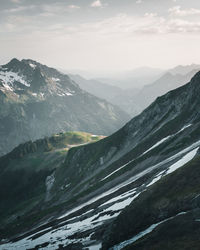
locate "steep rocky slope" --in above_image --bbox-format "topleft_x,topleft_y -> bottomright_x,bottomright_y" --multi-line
1,72 -> 200,249
0,131 -> 103,234
102,154 -> 200,249
0,58 -> 129,156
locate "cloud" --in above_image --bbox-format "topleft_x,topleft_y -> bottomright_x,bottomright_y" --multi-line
2,8 -> 200,40
167,19 -> 200,33
2,15 -> 33,32
4,5 -> 35,13
40,3 -> 80,16
169,6 -> 200,16
10,0 -> 21,3
136,0 -> 143,4
144,13 -> 158,18
77,13 -> 200,36
68,5 -> 80,9
91,0 -> 102,8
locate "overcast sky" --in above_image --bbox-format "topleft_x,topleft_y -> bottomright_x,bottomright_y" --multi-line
1,0 -> 200,73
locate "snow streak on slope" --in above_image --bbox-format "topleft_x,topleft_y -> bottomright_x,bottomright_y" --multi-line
101,124 -> 193,181
178,124 -> 192,133
1,142 -> 199,249
111,212 -> 187,250
60,141 -> 200,220
2,210 -> 119,249
146,147 -> 199,187
166,147 -> 198,174
142,136 -> 171,156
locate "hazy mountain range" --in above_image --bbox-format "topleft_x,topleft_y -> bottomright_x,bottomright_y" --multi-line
60,66 -> 164,88
1,69 -> 200,249
70,64 -> 200,117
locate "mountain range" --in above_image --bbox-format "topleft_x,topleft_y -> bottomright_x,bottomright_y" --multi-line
1,69 -> 200,249
0,58 -> 129,156
71,64 -> 200,117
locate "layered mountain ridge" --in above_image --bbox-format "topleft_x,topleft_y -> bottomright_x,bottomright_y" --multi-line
1,71 -> 200,249
69,65 -> 200,117
0,58 -> 129,156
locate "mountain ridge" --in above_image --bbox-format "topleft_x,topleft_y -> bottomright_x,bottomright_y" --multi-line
0,58 -> 130,156
1,70 -> 200,249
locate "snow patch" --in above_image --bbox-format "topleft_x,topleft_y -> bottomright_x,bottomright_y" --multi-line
101,159 -> 135,181
100,188 -> 136,207
57,92 -> 73,96
87,243 -> 102,250
103,196 -> 137,213
52,77 -> 60,82
112,211 -> 187,250
146,147 -> 198,188
1,210 -> 119,249
178,124 -> 192,133
0,71 -> 30,88
142,136 -> 171,156
166,147 -> 198,174
146,175 -> 162,187
29,63 -> 36,69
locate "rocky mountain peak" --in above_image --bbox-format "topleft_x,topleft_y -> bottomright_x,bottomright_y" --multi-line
0,58 -> 80,97
4,58 -> 32,73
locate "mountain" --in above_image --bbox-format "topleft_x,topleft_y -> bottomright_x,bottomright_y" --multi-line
0,58 -> 130,156
131,69 -> 200,114
1,71 -> 200,249
68,67 -> 200,118
102,154 -> 200,249
0,131 -> 103,234
69,74 -> 140,116
60,67 -> 164,87
168,64 -> 200,75
69,74 -> 122,102
95,66 -> 164,90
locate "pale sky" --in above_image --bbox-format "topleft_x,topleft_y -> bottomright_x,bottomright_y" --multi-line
1,0 -> 200,73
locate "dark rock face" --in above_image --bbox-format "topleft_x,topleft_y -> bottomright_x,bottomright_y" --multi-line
102,154 -> 200,249
61,71 -> 200,192
1,71 -> 200,249
0,58 -> 129,156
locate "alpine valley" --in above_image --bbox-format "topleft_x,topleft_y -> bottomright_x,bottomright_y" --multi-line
69,64 -> 200,117
1,66 -> 200,249
0,58 -> 129,156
